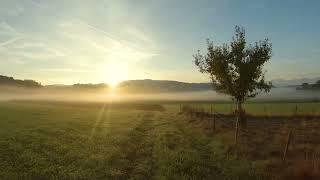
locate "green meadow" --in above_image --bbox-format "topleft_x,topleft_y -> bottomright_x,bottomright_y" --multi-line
0,101 -> 261,179
1,100 -> 320,179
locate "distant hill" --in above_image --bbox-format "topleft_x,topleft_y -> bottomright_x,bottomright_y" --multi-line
272,77 -> 320,87
0,75 -> 42,88
5,74 -> 320,93
117,79 -> 212,93
0,75 -> 212,93
296,80 -> 320,91
45,80 -> 213,93
45,83 -> 108,90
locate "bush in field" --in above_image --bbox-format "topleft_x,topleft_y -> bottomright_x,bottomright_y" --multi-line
193,26 -> 272,128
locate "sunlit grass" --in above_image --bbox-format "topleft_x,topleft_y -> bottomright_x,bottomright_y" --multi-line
0,101 -> 260,179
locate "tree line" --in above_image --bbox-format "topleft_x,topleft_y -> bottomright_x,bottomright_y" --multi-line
0,75 -> 42,88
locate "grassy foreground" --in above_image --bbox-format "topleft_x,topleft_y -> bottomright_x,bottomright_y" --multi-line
1,100 -> 320,179
0,101 -> 261,179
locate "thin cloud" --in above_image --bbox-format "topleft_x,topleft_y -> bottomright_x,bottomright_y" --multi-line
0,21 -> 24,47
0,37 -> 24,47
57,19 -> 158,63
124,26 -> 153,44
0,21 -> 17,34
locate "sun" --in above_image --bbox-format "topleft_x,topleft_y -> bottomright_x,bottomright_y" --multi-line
104,62 -> 129,88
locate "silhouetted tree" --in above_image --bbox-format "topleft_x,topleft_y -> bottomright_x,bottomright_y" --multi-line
193,26 -> 272,128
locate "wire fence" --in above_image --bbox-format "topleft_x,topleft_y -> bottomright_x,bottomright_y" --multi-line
179,104 -> 320,170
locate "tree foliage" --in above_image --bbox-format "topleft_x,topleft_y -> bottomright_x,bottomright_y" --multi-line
193,26 -> 272,104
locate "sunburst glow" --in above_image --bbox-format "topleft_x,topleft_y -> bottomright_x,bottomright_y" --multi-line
104,62 -> 129,88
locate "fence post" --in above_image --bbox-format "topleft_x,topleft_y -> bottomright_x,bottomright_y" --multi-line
201,108 -> 204,121
304,135 -> 308,160
213,114 -> 216,131
264,106 -> 267,116
294,105 -> 298,116
263,106 -> 268,136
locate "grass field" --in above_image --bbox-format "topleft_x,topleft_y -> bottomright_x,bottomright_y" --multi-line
0,100 -> 320,179
0,101 -> 262,179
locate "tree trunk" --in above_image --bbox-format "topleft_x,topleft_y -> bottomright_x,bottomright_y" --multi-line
236,101 -> 247,129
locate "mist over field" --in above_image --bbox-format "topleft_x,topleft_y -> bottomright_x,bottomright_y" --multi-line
1,86 -> 320,102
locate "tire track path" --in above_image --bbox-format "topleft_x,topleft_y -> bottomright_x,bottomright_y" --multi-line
107,112 -> 156,179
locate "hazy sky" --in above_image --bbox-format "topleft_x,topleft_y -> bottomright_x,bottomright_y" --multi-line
0,0 -> 320,85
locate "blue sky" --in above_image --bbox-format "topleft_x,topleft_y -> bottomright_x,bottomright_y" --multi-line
0,0 -> 320,85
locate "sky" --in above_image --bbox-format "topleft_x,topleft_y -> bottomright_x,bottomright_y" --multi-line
0,0 -> 320,85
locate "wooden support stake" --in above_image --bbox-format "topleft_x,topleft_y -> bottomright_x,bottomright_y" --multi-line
234,118 -> 239,147
234,117 -> 239,155
283,129 -> 293,162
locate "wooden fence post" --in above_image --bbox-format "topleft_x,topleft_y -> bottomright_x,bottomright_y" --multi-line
213,114 -> 216,131
201,108 -> 204,121
294,105 -> 298,116
264,106 -> 267,116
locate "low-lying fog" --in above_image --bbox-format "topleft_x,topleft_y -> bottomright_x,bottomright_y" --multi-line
1,87 -> 320,102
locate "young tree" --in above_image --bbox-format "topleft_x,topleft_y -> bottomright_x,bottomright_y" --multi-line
193,26 -> 272,128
